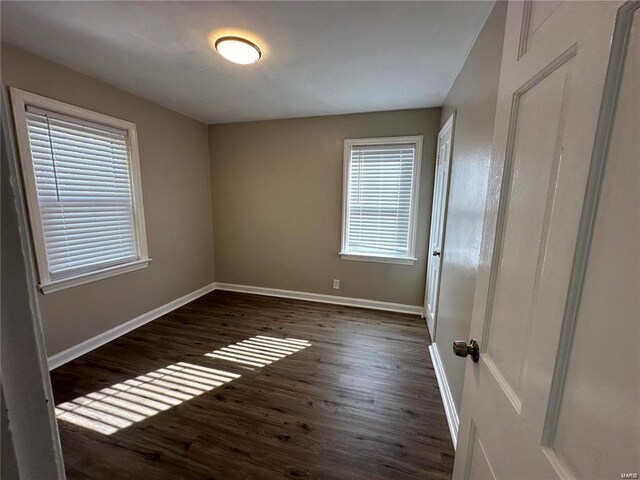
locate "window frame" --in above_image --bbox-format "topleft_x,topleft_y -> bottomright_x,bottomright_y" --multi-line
10,88 -> 150,294
339,135 -> 423,265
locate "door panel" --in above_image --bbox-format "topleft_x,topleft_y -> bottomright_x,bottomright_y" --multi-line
486,55 -> 574,402
453,1 -> 635,478
465,422 -> 496,480
528,0 -> 562,34
551,9 -> 640,479
425,113 -> 454,339
519,0 -> 564,58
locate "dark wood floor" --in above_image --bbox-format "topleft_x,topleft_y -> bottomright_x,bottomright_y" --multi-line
50,291 -> 454,480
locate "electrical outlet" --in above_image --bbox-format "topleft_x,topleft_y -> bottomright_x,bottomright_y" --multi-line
332,279 -> 340,289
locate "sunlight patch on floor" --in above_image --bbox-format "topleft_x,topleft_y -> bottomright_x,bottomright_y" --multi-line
56,362 -> 238,435
56,336 -> 310,435
205,335 -> 311,367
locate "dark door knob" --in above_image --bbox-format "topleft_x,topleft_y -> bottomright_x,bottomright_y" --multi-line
432,250 -> 441,256
453,339 -> 480,363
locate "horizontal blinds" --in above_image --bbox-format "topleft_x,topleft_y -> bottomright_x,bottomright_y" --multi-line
346,143 -> 415,256
25,105 -> 138,279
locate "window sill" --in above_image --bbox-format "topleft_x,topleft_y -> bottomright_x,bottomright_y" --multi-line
39,259 -> 152,294
339,252 -> 417,265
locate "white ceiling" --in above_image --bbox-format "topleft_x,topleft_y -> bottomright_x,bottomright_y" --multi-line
1,1 -> 494,124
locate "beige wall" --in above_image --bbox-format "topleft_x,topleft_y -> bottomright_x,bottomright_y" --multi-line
1,44 -> 215,356
209,109 -> 440,306
435,1 -> 507,413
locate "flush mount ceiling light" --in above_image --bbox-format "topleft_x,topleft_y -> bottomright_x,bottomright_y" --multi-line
214,36 -> 261,65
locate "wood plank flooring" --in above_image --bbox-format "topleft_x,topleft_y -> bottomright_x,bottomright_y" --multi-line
50,291 -> 454,479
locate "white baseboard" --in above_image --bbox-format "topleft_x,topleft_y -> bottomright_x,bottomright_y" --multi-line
47,282 -> 216,370
48,281 -> 421,370
213,282 -> 423,315
429,342 -> 459,449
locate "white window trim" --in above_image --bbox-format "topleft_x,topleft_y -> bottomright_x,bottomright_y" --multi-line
10,88 -> 151,293
339,135 -> 423,265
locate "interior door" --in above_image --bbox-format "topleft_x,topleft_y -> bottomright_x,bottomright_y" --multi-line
453,1 -> 638,479
424,113 -> 454,340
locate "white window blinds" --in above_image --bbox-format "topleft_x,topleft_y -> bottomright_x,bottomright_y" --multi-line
344,142 -> 417,257
25,105 -> 139,280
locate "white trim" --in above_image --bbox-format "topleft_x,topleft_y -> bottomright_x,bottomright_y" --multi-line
47,282 -> 216,370
429,342 -> 459,449
9,87 -> 149,291
47,281 -> 421,370
40,259 -> 152,294
10,89 -> 138,131
2,83 -> 67,478
214,282 -> 423,315
338,252 -> 417,265
340,135 -> 423,263
440,112 -> 455,140
44,281 -> 457,451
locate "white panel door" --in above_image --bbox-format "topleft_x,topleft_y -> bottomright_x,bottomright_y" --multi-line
453,1 -> 637,479
425,113 -> 454,340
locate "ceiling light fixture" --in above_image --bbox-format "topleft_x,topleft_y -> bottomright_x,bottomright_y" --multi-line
214,36 -> 261,65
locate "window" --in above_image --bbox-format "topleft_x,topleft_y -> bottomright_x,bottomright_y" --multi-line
10,88 -> 150,293
340,136 -> 422,265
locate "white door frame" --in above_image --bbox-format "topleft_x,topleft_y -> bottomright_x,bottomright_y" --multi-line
1,85 -> 66,478
424,112 -> 455,341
